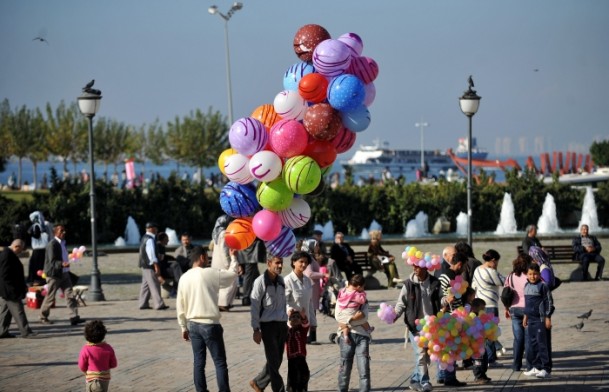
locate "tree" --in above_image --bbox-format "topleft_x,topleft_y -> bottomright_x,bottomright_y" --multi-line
590,140 -> 609,167
180,108 -> 229,177
0,99 -> 12,173
26,108 -> 49,188
7,105 -> 33,188
45,101 -> 85,175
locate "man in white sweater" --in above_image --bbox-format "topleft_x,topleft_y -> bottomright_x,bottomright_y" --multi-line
177,245 -> 239,392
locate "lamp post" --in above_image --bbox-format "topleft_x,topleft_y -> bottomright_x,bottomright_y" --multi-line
415,119 -> 429,172
77,82 -> 104,301
459,76 -> 481,246
208,2 -> 243,126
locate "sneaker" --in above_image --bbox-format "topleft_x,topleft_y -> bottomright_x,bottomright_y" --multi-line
409,382 -> 423,391
523,368 -> 540,376
488,361 -> 504,368
70,316 -> 86,326
474,377 -> 491,384
421,381 -> 433,391
536,369 -> 551,379
40,317 -> 53,325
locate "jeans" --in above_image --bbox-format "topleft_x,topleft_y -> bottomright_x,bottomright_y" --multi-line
525,319 -> 550,372
509,307 -> 527,371
408,330 -> 430,384
338,332 -> 370,392
485,307 -> 499,363
437,367 -> 456,383
188,321 -> 230,392
472,349 -> 488,379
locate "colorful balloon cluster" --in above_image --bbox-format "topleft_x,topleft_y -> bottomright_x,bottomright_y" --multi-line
448,275 -> 468,299
217,24 -> 379,257
376,302 -> 396,324
413,307 -> 500,371
401,246 -> 442,271
70,246 -> 86,263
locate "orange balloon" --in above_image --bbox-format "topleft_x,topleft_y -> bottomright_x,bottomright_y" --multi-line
298,73 -> 328,103
251,104 -> 282,130
224,218 -> 256,250
218,148 -> 238,175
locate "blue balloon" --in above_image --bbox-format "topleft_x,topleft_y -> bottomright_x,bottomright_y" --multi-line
283,61 -> 315,91
220,182 -> 259,218
340,104 -> 371,132
327,74 -> 365,111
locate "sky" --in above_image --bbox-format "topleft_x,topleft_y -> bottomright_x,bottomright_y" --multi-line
1,0 -> 608,158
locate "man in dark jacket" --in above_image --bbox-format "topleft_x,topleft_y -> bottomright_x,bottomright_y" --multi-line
394,263 -> 441,391
0,240 -> 35,338
40,225 -> 84,325
572,224 -> 605,281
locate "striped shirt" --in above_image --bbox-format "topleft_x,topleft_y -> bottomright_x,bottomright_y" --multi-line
439,272 -> 463,311
472,266 -> 505,308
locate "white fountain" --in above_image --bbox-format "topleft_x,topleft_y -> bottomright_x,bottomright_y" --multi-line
123,216 -> 141,245
165,228 -> 180,246
404,211 -> 428,238
579,186 -> 601,232
114,237 -> 126,247
495,193 -> 518,235
537,193 -> 560,234
456,212 -> 468,236
368,220 -> 383,233
314,221 -> 335,241
360,228 -> 370,240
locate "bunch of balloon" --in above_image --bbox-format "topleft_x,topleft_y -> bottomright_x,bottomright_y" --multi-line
70,246 -> 86,263
216,24 -> 379,257
401,246 -> 442,271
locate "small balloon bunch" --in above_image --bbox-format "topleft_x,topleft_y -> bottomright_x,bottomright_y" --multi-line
448,275 -> 468,299
70,246 -> 86,263
376,302 -> 396,324
37,269 -> 47,280
413,307 -> 500,371
401,246 -> 441,271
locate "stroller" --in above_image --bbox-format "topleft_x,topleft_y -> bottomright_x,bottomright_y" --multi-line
320,259 -> 346,343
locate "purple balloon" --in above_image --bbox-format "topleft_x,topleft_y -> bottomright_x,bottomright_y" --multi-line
264,226 -> 296,257
338,33 -> 364,57
312,39 -> 352,77
229,117 -> 268,156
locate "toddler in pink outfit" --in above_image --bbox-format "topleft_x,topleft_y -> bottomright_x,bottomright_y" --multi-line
335,274 -> 374,343
78,320 -> 117,392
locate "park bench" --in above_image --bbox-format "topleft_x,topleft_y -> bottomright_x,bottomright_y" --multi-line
516,245 -> 577,263
353,251 -> 374,272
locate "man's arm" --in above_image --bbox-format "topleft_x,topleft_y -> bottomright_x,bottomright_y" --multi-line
592,236 -> 602,254
572,237 -> 584,258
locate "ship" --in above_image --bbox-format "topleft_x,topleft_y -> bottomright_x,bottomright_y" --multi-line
455,137 -> 488,160
342,140 -> 458,180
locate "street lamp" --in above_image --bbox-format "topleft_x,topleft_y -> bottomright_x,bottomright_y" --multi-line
459,75 -> 481,246
208,2 -> 243,126
77,81 -> 104,301
415,119 -> 429,172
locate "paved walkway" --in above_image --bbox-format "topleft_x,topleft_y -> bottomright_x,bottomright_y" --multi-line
1,238 -> 608,391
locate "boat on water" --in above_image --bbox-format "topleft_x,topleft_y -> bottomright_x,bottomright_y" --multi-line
342,140 -> 458,180
540,167 -> 609,185
455,137 -> 488,160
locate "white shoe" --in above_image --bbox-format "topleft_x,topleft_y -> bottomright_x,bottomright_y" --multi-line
421,382 -> 433,392
496,350 -> 503,357
536,369 -> 551,379
523,368 -> 540,376
501,347 -> 508,354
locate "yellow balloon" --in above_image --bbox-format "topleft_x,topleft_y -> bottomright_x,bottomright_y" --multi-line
41,272 -> 47,279
408,247 -> 417,257
218,148 -> 238,175
415,251 -> 423,259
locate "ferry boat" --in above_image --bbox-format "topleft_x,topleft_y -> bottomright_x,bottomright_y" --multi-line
455,137 -> 488,160
342,140 -> 458,180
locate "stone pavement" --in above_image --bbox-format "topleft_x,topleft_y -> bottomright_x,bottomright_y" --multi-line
1,237 -> 608,391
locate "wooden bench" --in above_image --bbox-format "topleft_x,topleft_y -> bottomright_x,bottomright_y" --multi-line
516,245 -> 576,263
353,251 -> 374,272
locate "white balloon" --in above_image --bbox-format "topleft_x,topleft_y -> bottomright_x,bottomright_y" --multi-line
279,198 -> 311,229
249,150 -> 283,182
273,90 -> 307,121
224,153 -> 254,184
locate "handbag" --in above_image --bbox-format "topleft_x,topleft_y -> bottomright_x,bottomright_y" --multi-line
500,273 -> 515,308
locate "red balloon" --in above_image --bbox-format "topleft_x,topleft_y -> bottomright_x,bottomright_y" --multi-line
298,73 -> 328,103
330,127 -> 357,154
303,140 -> 337,168
293,24 -> 331,62
346,56 -> 380,84
303,103 -> 342,141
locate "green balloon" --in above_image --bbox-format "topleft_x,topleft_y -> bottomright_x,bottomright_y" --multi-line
256,178 -> 294,211
282,155 -> 322,194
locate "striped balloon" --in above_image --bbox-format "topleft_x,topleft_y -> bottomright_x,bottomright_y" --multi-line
265,226 -> 296,258
312,39 -> 352,77
283,61 -> 315,91
225,218 -> 256,250
283,155 -> 322,194
229,117 -> 268,156
220,182 -> 259,218
279,198 -> 311,229
346,56 -> 379,84
330,127 -> 357,154
251,104 -> 281,130
273,90 -> 307,121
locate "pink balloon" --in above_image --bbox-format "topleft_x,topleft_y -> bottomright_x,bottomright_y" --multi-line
269,119 -> 308,158
363,82 -> 376,107
346,56 -> 379,84
252,210 -> 282,241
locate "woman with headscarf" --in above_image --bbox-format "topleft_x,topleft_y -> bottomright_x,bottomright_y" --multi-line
211,215 -> 238,311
